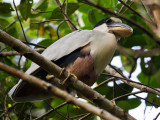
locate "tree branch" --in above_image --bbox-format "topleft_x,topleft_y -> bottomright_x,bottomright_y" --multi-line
118,0 -> 154,25
34,102 -> 67,120
118,0 -> 130,13
13,0 -> 28,43
0,62 -> 119,120
105,66 -> 160,96
117,44 -> 160,57
55,0 -> 77,31
30,19 -> 67,24
112,91 -> 144,101
0,48 -> 44,57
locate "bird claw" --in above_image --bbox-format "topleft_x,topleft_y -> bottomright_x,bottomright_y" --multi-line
71,74 -> 77,80
59,68 -> 70,84
111,100 -> 116,105
46,74 -> 55,80
59,68 -> 77,84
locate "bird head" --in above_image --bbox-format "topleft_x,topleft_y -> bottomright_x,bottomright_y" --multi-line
93,17 -> 133,37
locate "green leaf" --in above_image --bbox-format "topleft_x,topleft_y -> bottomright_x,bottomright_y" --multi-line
99,0 -> 118,9
153,97 -> 160,107
6,23 -> 18,38
32,0 -> 48,11
0,2 -> 14,17
26,108 -> 46,117
120,34 -> 147,48
117,98 -> 141,111
115,83 -> 133,99
50,3 -> 79,19
37,39 -> 54,47
19,0 -> 33,20
0,19 -> 9,28
137,72 -> 160,88
88,9 -> 97,26
146,93 -> 157,106
121,55 -> 136,72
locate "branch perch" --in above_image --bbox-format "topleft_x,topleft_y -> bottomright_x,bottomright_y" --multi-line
0,62 -> 119,120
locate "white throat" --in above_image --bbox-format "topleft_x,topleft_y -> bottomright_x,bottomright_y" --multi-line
93,24 -> 109,33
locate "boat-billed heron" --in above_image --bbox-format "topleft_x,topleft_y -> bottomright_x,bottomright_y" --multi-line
9,17 -> 133,102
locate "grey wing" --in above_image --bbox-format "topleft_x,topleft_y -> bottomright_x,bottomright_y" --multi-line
25,30 -> 93,75
8,30 -> 93,102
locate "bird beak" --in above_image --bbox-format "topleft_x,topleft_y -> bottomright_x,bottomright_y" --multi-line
108,22 -> 133,37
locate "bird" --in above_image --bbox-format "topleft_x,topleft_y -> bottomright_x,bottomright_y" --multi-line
9,17 -> 133,102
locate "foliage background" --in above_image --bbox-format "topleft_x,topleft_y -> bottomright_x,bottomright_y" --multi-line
0,0 -> 160,119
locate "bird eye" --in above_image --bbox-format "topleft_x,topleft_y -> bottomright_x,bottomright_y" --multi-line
106,19 -> 113,24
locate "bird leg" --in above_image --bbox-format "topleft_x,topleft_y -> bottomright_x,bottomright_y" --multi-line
59,68 -> 77,85
59,68 -> 71,84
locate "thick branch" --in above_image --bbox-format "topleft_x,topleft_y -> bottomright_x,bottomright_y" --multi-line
117,44 -> 160,57
105,66 -> 160,96
0,30 -> 135,120
0,62 -> 118,120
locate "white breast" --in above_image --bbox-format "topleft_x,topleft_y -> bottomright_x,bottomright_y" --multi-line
90,30 -> 117,75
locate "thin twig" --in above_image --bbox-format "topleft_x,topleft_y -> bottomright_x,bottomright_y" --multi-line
45,101 -> 68,119
69,113 -> 89,119
65,0 -> 68,14
154,112 -> 160,120
0,103 -> 18,118
93,77 -> 116,89
4,95 -> 11,120
62,0 -> 67,8
113,80 -> 117,99
112,91 -> 144,101
31,8 -> 61,13
104,73 -> 160,96
56,21 -> 65,39
34,102 -> 67,120
66,103 -> 70,119
18,55 -> 22,69
29,104 -> 33,120
119,0 -> 130,13
13,0 -> 28,43
3,18 -> 17,31
55,0 -> 77,31
0,48 -> 45,57
115,82 -> 159,107
23,41 -> 46,48
31,19 -> 67,24
105,66 -> 160,107
128,58 -> 137,78
79,113 -> 92,120
0,47 -> 9,52
118,0 -> 154,25
121,2 -> 133,15
0,25 -> 3,29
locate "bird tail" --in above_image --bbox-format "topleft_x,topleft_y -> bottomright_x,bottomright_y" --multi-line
8,80 -> 53,102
